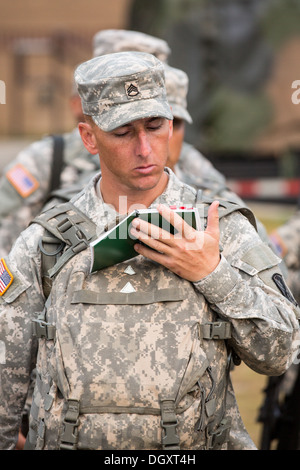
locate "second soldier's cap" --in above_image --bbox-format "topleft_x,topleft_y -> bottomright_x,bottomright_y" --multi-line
75,51 -> 173,132
164,64 -> 192,124
93,29 -> 171,63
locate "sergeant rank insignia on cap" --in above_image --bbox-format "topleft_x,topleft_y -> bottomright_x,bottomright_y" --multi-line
6,163 -> 39,198
125,82 -> 140,98
0,258 -> 13,296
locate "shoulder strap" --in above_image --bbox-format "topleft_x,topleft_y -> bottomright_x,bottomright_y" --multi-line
49,135 -> 65,194
32,201 -> 97,297
196,190 -> 257,231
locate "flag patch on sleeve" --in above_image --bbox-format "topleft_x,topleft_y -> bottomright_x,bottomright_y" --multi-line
6,163 -> 39,198
0,258 -> 14,296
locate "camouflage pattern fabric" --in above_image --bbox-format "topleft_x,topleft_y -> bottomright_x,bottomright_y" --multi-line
0,170 -> 299,450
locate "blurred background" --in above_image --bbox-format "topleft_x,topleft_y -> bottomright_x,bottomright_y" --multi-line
1,0 -> 300,449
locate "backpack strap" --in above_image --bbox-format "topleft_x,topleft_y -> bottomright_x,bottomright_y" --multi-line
49,135 -> 65,193
196,189 -> 257,231
32,201 -> 97,297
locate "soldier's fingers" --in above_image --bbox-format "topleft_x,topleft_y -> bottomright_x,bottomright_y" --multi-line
156,204 -> 196,240
130,226 -> 172,254
131,217 -> 174,245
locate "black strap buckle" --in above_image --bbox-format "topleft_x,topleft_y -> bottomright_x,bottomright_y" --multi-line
160,400 -> 180,450
32,317 -> 56,340
207,418 -> 231,449
60,399 -> 80,450
57,217 -> 88,253
201,321 -> 231,340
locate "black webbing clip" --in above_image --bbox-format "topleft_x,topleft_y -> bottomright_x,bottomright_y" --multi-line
206,417 -> 231,450
32,316 -> 56,340
160,400 -> 180,450
57,217 -> 88,254
60,399 -> 80,450
201,321 -> 231,340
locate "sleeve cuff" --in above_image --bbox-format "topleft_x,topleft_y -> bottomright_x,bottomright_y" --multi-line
193,254 -> 239,304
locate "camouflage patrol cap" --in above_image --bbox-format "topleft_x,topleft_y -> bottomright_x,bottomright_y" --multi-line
93,29 -> 171,63
164,64 -> 192,124
75,51 -> 173,132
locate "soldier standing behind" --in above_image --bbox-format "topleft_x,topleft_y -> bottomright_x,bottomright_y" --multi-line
270,210 -> 300,305
0,31 -> 171,258
0,86 -> 98,258
258,208 -> 300,450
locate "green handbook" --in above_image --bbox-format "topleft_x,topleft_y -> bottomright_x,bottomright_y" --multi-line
90,207 -> 200,272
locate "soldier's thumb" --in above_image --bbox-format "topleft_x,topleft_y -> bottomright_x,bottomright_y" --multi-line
206,200 -> 220,238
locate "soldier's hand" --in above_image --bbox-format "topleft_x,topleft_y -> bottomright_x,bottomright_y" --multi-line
130,201 -> 220,282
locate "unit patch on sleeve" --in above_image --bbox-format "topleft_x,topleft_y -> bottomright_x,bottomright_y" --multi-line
0,258 -> 14,296
272,273 -> 298,306
6,163 -> 39,198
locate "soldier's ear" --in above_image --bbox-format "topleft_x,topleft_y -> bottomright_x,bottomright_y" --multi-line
78,121 -> 98,155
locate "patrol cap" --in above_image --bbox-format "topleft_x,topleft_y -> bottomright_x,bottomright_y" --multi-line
164,64 -> 193,124
75,51 -> 173,132
93,29 -> 171,63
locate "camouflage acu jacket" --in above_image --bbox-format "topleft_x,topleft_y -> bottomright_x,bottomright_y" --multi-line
0,170 -> 299,450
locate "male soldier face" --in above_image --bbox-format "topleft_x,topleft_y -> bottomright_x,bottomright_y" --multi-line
81,116 -> 173,195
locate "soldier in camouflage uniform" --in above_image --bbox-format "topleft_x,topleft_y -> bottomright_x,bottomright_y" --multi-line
0,51 -> 299,450
6,30 -> 244,450
257,209 -> 300,450
4,28 -> 277,450
0,91 -> 99,258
